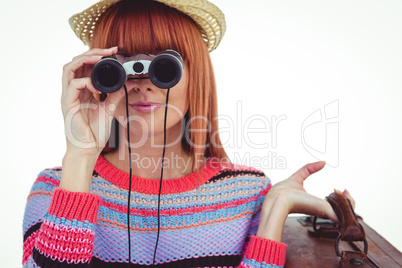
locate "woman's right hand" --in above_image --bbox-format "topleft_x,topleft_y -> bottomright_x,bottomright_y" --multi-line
61,47 -> 124,156
60,47 -> 125,192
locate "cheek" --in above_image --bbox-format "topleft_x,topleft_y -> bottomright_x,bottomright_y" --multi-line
166,88 -> 189,123
168,70 -> 189,114
163,96 -> 188,129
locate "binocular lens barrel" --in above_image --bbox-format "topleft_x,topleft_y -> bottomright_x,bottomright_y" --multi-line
92,59 -> 126,93
148,50 -> 183,89
91,50 -> 183,93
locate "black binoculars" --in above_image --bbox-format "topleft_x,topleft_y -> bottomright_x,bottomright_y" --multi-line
91,50 -> 183,93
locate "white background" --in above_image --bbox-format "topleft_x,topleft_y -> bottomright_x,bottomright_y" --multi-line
1,0 -> 401,266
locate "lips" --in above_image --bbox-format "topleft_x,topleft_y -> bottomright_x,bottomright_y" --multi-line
129,101 -> 163,112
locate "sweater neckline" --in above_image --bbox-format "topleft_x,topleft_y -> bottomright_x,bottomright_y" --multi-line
94,154 -> 221,194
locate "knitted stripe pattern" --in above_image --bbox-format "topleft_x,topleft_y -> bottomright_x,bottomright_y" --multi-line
23,155 -> 287,267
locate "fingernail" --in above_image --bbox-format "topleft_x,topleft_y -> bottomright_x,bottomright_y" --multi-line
91,55 -> 103,59
108,103 -> 116,111
102,46 -> 118,52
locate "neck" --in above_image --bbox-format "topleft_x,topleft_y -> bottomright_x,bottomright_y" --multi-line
103,121 -> 195,180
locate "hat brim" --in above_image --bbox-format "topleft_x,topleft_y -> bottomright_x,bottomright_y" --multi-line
68,0 -> 226,52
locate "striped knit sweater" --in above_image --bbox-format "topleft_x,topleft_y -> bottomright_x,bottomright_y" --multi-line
23,155 -> 287,267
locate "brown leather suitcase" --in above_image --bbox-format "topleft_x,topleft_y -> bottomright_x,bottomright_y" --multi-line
282,195 -> 402,267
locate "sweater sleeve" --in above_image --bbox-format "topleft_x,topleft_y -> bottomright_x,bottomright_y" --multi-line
22,169 -> 100,267
238,175 -> 287,268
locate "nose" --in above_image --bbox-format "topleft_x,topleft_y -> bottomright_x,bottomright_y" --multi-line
126,76 -> 154,92
133,86 -> 152,92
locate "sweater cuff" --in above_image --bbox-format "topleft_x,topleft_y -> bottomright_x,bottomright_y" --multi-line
245,235 -> 287,267
48,188 -> 100,223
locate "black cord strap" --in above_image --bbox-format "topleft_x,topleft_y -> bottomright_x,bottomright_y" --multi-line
123,82 -> 170,267
124,85 -> 133,266
152,87 -> 171,266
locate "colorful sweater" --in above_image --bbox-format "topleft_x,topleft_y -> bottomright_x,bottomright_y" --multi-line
23,155 -> 287,267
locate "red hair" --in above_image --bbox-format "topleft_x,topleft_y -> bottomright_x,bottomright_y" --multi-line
91,0 -> 229,169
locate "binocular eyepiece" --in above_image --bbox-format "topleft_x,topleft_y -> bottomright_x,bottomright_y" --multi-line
91,50 -> 183,93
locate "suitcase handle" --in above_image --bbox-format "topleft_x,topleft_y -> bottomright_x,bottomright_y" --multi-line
326,192 -> 366,242
325,191 -> 376,267
335,233 -> 368,256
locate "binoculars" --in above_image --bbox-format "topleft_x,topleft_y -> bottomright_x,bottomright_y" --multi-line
91,50 -> 183,93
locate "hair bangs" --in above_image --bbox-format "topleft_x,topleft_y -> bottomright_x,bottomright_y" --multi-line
90,0 -> 201,60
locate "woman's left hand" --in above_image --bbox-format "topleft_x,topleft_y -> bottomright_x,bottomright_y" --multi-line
256,161 -> 355,242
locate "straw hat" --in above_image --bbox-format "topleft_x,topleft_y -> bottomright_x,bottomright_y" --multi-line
68,0 -> 226,52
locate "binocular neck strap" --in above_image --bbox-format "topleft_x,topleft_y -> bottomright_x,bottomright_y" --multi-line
153,87 -> 170,266
123,84 -> 171,267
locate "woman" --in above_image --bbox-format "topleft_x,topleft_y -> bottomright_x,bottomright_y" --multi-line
22,0 -> 353,267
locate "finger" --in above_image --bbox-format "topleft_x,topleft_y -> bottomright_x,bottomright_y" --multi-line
102,90 -> 126,116
62,55 -> 102,88
291,192 -> 338,222
334,188 -> 356,211
62,78 -> 99,114
62,47 -> 119,88
289,161 -> 326,182
81,46 -> 118,56
343,189 -> 356,210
